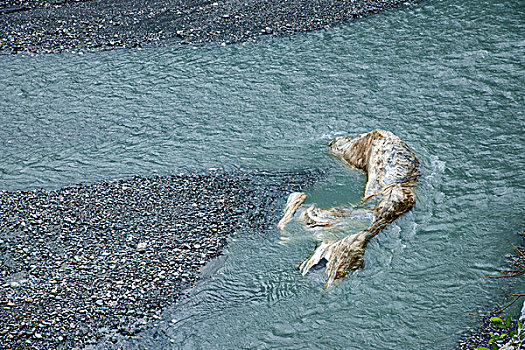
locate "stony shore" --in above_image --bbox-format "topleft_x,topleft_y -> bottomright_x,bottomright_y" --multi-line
457,237 -> 525,350
457,303 -> 525,350
0,0 -> 414,55
458,316 -> 515,349
0,171 -> 320,349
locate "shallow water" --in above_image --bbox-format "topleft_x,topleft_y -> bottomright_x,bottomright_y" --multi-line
1,0 -> 524,348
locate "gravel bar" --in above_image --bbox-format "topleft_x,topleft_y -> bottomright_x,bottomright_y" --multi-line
0,170 -> 321,349
0,0 -> 415,55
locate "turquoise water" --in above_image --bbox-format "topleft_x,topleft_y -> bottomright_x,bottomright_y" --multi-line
1,0 -> 524,348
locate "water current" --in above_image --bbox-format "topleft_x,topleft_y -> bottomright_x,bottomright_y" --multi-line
1,0 -> 523,348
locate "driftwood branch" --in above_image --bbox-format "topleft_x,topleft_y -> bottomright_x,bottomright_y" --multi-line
470,296 -> 524,317
473,240 -> 525,317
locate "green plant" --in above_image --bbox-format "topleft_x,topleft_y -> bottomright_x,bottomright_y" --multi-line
476,314 -> 525,350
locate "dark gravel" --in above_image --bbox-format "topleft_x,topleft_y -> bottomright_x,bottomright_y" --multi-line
0,0 -> 415,55
0,170 -> 321,349
457,316 -> 510,349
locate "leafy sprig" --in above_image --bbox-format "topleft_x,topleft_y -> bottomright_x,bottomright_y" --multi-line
476,314 -> 525,350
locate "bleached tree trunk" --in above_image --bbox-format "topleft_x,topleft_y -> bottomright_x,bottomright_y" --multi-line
279,130 -> 420,288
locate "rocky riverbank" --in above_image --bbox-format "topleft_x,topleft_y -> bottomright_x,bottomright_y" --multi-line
0,0 -> 415,55
0,170 -> 321,349
457,236 -> 525,349
457,315 -> 516,349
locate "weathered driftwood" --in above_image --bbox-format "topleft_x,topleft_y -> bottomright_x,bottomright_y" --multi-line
277,192 -> 307,230
279,129 -> 420,288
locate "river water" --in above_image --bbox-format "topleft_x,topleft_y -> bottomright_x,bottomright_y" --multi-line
1,0 -> 523,348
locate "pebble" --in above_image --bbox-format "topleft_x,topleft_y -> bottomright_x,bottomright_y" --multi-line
137,242 -> 148,253
0,170 -> 321,348
262,27 -> 273,35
